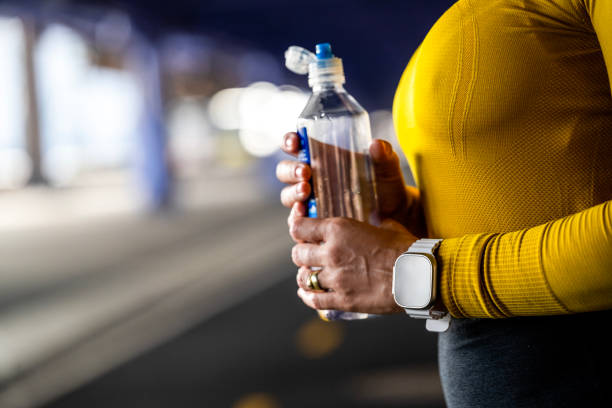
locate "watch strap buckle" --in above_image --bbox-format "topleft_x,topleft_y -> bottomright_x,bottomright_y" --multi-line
405,309 -> 451,332
425,313 -> 451,332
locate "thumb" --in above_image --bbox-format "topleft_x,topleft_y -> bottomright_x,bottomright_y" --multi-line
369,139 -> 403,182
370,139 -> 409,217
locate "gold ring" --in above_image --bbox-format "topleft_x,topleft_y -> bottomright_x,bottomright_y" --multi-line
306,272 -> 314,289
308,271 -> 323,291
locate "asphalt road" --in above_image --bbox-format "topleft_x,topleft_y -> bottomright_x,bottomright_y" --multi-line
44,258 -> 444,408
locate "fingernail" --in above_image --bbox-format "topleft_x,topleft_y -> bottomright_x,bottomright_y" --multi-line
382,140 -> 392,156
296,166 -> 305,178
285,135 -> 295,149
298,183 -> 308,198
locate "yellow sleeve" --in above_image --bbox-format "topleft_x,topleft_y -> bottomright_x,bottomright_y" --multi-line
435,0 -> 612,319
439,200 -> 612,318
582,0 -> 612,94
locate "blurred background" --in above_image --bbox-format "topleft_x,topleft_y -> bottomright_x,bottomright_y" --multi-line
0,1 -> 454,407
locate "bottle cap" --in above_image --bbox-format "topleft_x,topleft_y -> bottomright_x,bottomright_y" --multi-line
284,43 -> 345,88
315,43 -> 332,59
285,46 -> 315,75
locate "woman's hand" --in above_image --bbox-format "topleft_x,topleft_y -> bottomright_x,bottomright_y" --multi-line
276,132 -> 312,209
277,131 -> 425,314
276,132 -> 425,234
289,215 -> 418,315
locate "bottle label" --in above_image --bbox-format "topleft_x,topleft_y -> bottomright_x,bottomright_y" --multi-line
297,127 -> 311,165
297,127 -> 317,218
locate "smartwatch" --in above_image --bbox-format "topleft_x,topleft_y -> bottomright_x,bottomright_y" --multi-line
392,238 -> 451,332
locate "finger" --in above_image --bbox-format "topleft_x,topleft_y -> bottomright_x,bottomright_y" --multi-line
288,202 -> 308,234
369,139 -> 403,181
280,182 -> 311,208
288,202 -> 307,243
296,267 -> 332,292
292,243 -> 325,267
296,267 -> 310,290
276,160 -> 311,184
369,139 -> 407,215
297,288 -> 339,311
289,216 -> 328,242
281,132 -> 300,156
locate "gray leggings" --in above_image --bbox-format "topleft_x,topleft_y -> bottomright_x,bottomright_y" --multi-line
438,310 -> 612,408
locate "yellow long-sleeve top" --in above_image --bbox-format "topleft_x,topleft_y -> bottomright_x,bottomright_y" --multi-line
393,0 -> 612,318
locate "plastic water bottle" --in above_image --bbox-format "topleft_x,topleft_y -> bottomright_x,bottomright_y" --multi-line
285,43 -> 380,321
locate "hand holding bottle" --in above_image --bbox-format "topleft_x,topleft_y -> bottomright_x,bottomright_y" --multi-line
289,209 -> 417,315
277,132 -> 424,233
282,43 -> 425,320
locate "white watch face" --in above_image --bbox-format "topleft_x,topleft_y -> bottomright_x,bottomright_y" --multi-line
392,253 -> 434,309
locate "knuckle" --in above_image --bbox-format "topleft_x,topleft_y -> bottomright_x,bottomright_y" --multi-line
311,296 -> 322,310
295,216 -> 305,229
289,219 -> 298,238
296,270 -> 304,287
327,273 -> 341,291
326,217 -> 347,235
333,270 -> 348,288
291,245 -> 300,265
325,218 -> 340,234
326,245 -> 344,266
289,217 -> 303,237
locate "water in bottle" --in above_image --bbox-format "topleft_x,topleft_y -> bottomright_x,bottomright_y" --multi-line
285,43 -> 380,321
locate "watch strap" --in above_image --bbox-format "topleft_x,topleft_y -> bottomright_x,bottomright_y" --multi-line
406,238 -> 442,254
403,238 -> 450,332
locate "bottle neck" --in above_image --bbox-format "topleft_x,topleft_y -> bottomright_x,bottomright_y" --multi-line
312,81 -> 345,93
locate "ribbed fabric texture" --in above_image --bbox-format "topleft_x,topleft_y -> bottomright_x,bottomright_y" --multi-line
393,0 -> 612,318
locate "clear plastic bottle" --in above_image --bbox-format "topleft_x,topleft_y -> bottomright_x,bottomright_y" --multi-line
285,43 -> 380,321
